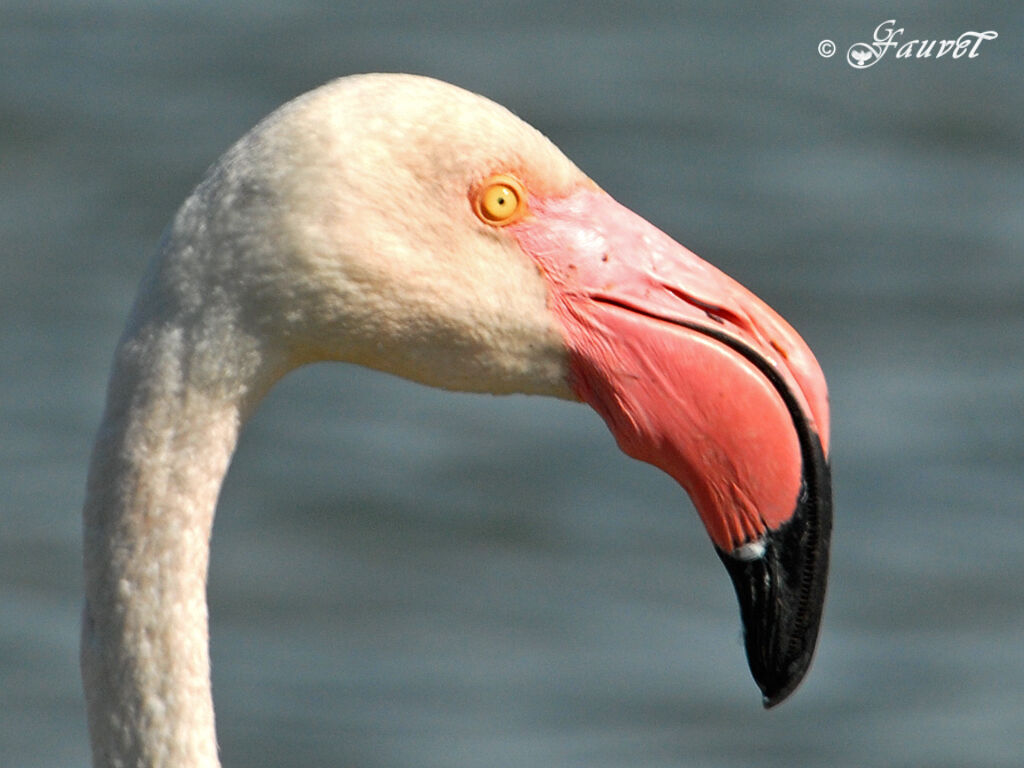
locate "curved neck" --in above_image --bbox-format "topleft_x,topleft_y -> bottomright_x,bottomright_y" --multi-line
81,309 -> 277,767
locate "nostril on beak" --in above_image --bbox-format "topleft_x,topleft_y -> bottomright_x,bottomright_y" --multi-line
770,339 -> 789,360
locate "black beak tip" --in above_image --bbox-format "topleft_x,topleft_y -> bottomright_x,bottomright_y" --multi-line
717,433 -> 832,708
758,653 -> 812,709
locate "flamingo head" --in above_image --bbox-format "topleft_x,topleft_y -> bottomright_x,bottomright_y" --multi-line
166,74 -> 832,706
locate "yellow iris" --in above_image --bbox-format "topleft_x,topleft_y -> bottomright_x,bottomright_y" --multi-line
474,174 -> 527,225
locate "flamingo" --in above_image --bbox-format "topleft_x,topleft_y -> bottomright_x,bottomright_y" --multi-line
81,73 -> 832,767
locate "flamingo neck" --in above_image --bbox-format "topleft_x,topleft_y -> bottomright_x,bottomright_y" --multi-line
81,301 -> 278,767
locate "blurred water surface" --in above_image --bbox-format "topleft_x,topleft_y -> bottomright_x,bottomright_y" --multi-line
2,2 -> 1022,767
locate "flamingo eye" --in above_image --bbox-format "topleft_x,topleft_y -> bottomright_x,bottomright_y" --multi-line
473,174 -> 527,226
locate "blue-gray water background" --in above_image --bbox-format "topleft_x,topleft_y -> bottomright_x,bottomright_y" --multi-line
2,3 -> 1022,766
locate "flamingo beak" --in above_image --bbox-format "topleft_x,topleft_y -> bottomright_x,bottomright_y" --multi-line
511,188 -> 832,707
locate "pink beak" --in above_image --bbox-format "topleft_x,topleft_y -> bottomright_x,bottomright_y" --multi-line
511,188 -> 832,707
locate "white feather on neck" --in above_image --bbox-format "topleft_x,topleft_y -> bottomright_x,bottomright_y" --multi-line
82,74 -> 585,767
